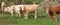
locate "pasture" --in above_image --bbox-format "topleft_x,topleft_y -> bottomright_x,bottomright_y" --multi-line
0,9 -> 60,25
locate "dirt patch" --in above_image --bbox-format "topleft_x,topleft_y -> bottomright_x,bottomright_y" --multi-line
0,17 -> 11,20
0,18 -> 15,24
0,22 -> 14,24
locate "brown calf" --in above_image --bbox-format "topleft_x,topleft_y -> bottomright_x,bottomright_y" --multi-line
45,5 -> 60,22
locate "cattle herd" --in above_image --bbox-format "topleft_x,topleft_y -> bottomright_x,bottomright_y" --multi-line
1,1 -> 60,22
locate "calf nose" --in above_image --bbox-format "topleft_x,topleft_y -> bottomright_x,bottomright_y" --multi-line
46,11 -> 49,13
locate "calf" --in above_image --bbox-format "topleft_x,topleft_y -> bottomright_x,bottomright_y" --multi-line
45,5 -> 60,22
1,1 -> 6,13
4,6 -> 14,17
4,5 -> 22,17
21,4 -> 38,20
14,5 -> 23,17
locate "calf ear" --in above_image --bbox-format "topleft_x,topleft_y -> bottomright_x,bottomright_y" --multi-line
21,6 -> 25,11
20,7 -> 22,11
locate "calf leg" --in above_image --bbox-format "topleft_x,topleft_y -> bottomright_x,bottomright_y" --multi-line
10,11 -> 13,17
1,6 -> 3,13
49,15 -> 52,22
15,11 -> 18,17
17,11 -> 21,17
53,12 -> 57,22
34,10 -> 37,19
24,11 -> 28,20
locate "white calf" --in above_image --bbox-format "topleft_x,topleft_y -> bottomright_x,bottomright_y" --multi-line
4,5 -> 23,17
1,2 -> 6,13
14,5 -> 23,17
4,6 -> 14,17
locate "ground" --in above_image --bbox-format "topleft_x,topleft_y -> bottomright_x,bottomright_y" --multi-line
0,9 -> 60,25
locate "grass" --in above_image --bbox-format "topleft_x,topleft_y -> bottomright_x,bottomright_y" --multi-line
0,14 -> 60,25
0,9 -> 60,25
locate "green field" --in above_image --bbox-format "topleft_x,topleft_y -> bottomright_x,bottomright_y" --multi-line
0,9 -> 60,25
0,0 -> 60,25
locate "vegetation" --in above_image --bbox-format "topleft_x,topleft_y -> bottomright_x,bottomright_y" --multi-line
0,0 -> 44,4
0,9 -> 60,25
0,0 -> 60,25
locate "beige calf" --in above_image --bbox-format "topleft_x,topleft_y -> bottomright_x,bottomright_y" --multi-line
21,4 -> 38,20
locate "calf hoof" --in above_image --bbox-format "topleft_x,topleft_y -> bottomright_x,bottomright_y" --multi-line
55,19 -> 57,22
19,16 -> 21,17
50,20 -> 52,22
34,16 -> 37,19
34,17 -> 37,19
25,18 -> 28,20
11,16 -> 13,17
34,18 -> 36,19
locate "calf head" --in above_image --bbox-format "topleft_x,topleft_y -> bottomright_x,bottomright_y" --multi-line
44,6 -> 50,13
4,7 -> 8,12
45,8 -> 49,13
20,6 -> 25,11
